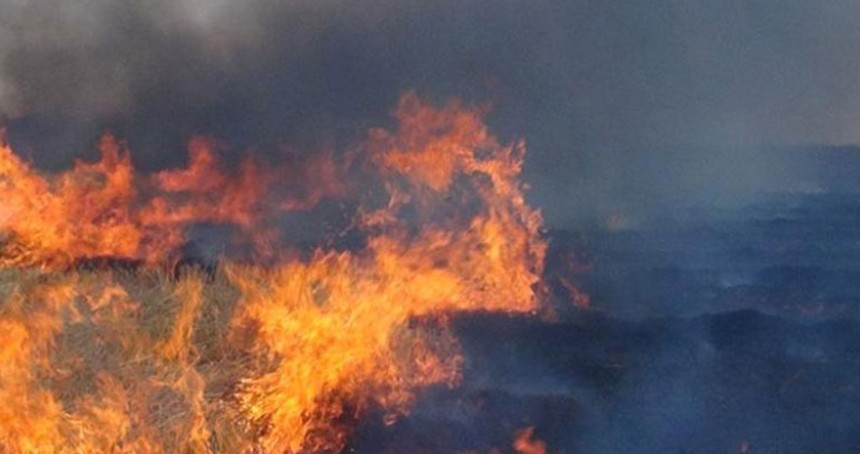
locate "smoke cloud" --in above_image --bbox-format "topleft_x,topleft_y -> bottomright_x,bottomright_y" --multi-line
1,0 -> 858,224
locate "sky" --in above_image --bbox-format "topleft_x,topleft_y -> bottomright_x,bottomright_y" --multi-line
1,0 -> 858,225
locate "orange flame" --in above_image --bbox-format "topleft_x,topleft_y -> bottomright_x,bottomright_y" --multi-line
0,133 -> 344,268
461,426 -> 553,454
0,92 -> 552,453
512,427 -> 550,454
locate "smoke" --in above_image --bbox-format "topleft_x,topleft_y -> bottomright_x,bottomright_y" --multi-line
0,0 -> 400,118
2,2 -> 858,451
1,0 -> 232,116
2,0 -> 859,222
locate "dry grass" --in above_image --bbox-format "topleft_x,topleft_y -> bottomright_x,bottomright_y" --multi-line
0,265 -> 266,453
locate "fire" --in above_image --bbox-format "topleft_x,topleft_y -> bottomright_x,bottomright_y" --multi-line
512,427 -> 550,454
462,426 -> 552,454
0,132 -> 343,268
0,92 -> 549,452
0,134 -> 141,268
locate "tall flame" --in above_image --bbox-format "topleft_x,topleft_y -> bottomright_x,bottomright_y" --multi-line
0,92 -> 547,452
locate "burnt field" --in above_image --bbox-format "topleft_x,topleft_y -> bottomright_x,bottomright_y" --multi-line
354,310 -> 860,453
2,0 -> 859,451
353,190 -> 860,453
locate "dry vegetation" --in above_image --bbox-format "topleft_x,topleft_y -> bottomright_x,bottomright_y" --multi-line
0,93 -> 550,453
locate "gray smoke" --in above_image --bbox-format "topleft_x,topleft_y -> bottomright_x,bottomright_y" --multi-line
1,0 -> 858,224
0,0 -> 410,118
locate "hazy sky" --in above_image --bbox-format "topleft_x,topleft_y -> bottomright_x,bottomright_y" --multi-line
1,0 -> 858,223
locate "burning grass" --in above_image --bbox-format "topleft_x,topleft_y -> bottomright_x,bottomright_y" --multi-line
0,93 -> 550,453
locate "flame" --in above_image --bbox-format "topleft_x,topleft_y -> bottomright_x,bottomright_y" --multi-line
0,92 -> 550,452
0,134 -> 343,268
512,427 -> 550,454
461,426 -> 552,454
0,135 -> 141,268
